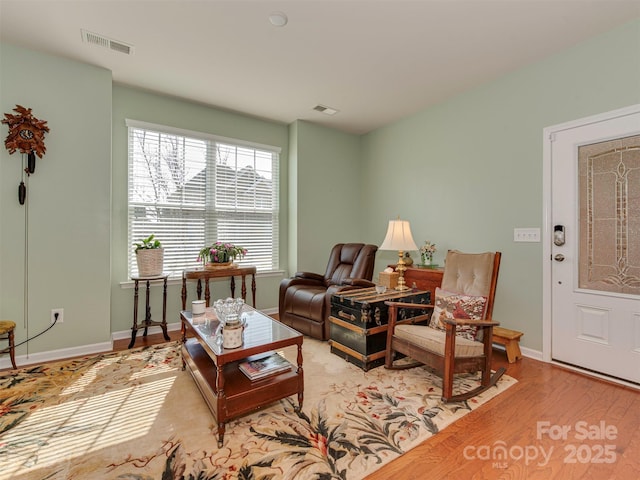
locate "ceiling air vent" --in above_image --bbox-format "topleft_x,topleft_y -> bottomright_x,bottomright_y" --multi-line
313,104 -> 339,116
81,29 -> 134,55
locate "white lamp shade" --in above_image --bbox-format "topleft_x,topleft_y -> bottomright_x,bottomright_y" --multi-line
379,219 -> 418,251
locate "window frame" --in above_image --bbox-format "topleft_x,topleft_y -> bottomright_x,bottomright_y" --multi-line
126,119 -> 281,279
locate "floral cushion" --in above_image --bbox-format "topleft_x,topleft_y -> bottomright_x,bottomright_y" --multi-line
429,287 -> 488,340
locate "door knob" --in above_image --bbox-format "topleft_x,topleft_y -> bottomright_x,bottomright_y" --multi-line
554,254 -> 565,262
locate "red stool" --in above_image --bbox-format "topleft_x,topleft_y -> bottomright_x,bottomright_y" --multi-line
0,320 -> 17,369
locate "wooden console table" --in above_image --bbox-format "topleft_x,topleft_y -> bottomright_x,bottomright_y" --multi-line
401,265 -> 444,301
181,265 -> 257,309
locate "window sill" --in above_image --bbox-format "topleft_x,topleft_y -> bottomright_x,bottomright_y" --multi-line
119,269 -> 285,289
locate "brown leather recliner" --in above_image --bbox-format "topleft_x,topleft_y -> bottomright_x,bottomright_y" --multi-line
279,243 -> 378,340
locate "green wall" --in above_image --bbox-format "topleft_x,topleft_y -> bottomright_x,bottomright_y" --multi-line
110,85 -> 293,334
361,19 -> 640,351
0,43 -> 112,361
289,120 -> 363,274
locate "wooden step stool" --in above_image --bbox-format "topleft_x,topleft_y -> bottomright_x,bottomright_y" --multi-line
492,326 -> 523,363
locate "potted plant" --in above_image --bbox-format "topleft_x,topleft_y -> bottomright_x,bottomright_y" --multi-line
134,234 -> 164,276
198,242 -> 247,269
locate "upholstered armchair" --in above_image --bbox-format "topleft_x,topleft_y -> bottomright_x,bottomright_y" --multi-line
279,243 -> 378,340
385,250 -> 505,402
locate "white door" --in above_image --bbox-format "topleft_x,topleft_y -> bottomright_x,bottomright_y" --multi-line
547,106 -> 640,384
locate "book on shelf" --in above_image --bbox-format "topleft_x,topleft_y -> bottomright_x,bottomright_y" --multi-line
238,351 -> 292,381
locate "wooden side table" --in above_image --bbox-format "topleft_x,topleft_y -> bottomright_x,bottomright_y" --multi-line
129,274 -> 170,348
181,265 -> 257,310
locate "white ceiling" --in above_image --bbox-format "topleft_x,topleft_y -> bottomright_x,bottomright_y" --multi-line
1,0 -> 639,134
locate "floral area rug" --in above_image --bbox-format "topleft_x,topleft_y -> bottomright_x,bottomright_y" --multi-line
0,338 -> 516,479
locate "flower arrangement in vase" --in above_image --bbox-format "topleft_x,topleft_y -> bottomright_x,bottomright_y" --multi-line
419,241 -> 436,266
198,242 -> 247,269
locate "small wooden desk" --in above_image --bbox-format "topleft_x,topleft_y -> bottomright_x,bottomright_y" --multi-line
129,274 -> 170,348
181,265 -> 257,310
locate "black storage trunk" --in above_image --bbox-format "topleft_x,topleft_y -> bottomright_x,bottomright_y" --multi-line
329,287 -> 430,371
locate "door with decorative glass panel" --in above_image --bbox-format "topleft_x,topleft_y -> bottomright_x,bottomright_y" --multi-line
547,105 -> 640,384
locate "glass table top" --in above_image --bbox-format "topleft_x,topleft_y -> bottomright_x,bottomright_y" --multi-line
181,305 -> 301,356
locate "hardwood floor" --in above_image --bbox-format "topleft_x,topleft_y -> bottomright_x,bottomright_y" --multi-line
112,329 -> 183,351
366,353 -> 640,480
17,330 -> 640,479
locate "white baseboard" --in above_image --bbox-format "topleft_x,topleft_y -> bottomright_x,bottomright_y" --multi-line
520,345 -> 543,361
493,343 -> 543,362
1,341 -> 114,370
0,307 -> 284,370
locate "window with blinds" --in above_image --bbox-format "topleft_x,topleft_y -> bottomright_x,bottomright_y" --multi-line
127,120 -> 280,277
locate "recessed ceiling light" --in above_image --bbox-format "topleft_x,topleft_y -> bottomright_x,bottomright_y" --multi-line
269,12 -> 288,27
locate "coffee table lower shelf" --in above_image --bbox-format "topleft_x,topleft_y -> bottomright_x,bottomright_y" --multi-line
182,338 -> 302,446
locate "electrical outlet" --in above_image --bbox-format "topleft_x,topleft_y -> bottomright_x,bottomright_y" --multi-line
51,308 -> 64,324
513,228 -> 541,242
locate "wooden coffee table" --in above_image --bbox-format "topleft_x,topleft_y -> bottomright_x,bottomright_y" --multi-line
180,306 -> 304,446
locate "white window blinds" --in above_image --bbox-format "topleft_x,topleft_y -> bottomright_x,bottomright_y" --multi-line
127,120 -> 280,277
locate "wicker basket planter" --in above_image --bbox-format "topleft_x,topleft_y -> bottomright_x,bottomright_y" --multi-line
205,261 -> 234,270
136,248 -> 164,277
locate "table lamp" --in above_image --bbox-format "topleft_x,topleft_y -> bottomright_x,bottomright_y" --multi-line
380,218 -> 418,290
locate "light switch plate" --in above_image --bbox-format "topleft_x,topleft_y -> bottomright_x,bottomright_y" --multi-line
514,228 -> 540,242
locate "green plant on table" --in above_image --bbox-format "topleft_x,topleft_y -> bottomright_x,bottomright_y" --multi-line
198,242 -> 247,264
134,234 -> 162,252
